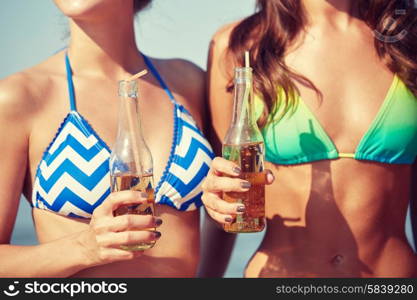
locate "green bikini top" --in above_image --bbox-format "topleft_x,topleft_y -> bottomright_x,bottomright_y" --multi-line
255,75 -> 417,165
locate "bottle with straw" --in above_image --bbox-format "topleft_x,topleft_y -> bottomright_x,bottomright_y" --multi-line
222,51 -> 266,233
109,70 -> 157,251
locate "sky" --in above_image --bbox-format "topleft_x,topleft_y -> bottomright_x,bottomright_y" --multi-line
0,0 -> 257,76
0,0 -> 415,278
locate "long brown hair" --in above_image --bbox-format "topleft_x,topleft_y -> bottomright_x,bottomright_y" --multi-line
134,0 -> 152,13
228,0 -> 417,126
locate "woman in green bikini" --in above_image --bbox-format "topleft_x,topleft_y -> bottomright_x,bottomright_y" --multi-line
202,0 -> 417,277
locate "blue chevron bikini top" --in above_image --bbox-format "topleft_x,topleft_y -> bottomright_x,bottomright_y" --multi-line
31,54 -> 214,218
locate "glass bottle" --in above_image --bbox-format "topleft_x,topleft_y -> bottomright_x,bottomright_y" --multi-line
222,67 -> 266,233
109,80 -> 156,251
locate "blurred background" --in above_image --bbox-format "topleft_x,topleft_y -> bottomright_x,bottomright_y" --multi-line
0,0 -> 415,278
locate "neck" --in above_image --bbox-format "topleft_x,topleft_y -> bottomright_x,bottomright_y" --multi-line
67,8 -> 143,79
302,0 -> 359,29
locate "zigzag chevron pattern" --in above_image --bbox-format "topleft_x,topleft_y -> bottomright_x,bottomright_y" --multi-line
32,112 -> 111,218
32,104 -> 214,218
155,105 -> 214,211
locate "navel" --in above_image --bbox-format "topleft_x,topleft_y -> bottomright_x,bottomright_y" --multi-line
330,254 -> 344,265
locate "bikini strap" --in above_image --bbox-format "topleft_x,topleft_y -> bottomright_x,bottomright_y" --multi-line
65,53 -> 77,111
65,53 -> 176,109
142,54 -> 177,104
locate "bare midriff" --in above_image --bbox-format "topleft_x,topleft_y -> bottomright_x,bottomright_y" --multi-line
32,205 -> 200,278
245,159 -> 417,278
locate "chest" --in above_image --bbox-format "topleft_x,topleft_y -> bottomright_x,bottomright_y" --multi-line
284,28 -> 397,150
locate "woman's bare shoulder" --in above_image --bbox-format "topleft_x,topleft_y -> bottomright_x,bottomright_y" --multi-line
211,21 -> 241,51
0,52 -> 66,120
150,57 -> 206,114
209,21 -> 245,77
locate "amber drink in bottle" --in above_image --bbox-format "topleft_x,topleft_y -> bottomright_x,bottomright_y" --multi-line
222,61 -> 265,233
109,79 -> 157,251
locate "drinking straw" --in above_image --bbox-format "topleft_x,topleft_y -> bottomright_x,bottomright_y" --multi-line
124,69 -> 148,176
126,69 -> 148,81
245,51 -> 250,68
243,51 -> 251,120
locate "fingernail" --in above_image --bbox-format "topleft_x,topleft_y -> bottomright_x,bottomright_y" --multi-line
240,181 -> 251,189
225,217 -> 233,223
233,167 -> 241,175
155,218 -> 163,226
266,170 -> 275,182
236,205 -> 245,213
153,231 -> 162,239
140,192 -> 148,198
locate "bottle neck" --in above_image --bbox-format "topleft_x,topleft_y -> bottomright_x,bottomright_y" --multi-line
116,80 -> 143,143
223,67 -> 264,147
117,96 -> 143,138
231,68 -> 255,127
113,80 -> 147,175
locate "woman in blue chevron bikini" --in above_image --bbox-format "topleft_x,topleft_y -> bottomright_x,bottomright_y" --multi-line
0,0 -> 218,277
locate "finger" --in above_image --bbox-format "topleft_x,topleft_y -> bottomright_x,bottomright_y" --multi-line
108,215 -> 162,232
99,248 -> 144,263
210,157 -> 241,177
206,207 -> 235,225
203,193 -> 245,215
203,175 -> 251,193
97,230 -> 161,248
95,190 -> 149,217
243,170 -> 275,185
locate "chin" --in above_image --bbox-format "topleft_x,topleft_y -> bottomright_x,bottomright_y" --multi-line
53,0 -> 125,20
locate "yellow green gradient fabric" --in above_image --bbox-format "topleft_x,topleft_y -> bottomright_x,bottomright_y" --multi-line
255,75 -> 417,165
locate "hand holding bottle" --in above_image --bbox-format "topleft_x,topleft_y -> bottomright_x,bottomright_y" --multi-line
77,190 -> 162,266
221,60 -> 266,232
201,157 -> 274,227
203,52 -> 275,232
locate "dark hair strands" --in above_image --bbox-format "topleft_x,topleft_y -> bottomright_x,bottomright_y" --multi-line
228,0 -> 417,127
362,0 -> 417,96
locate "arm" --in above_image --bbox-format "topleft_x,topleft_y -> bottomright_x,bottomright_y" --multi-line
197,210 -> 237,277
197,26 -> 239,278
0,193 -> 161,277
0,75 -> 161,277
0,75 -> 86,277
